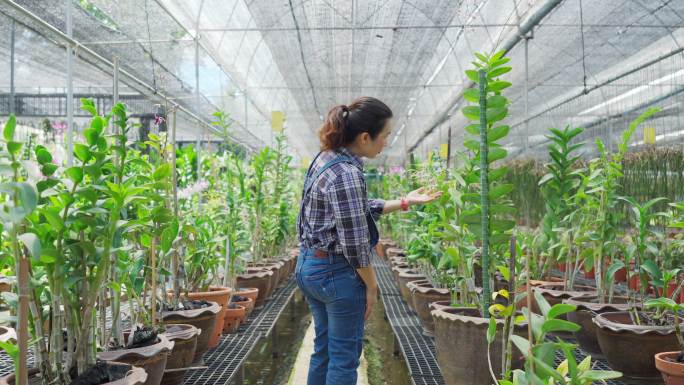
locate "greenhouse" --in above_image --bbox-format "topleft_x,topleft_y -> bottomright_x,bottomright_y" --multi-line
1,0 -> 684,384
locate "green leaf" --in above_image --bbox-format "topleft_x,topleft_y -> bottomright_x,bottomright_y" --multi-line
533,291 -> 551,317
18,233 -> 41,260
486,107 -> 508,123
465,70 -> 480,83
464,89 -> 480,103
510,335 -> 531,357
465,124 -> 480,135
488,147 -> 508,163
81,98 -> 97,116
489,184 -> 514,200
488,66 -> 512,78
488,81 -> 512,92
547,303 -> 576,320
65,167 -> 84,184
541,319 -> 580,334
35,146 -> 53,164
464,139 -> 480,152
3,115 -> 16,142
84,127 -> 100,146
153,163 -> 171,181
73,144 -> 92,163
488,125 -> 510,142
641,259 -> 661,280
578,370 -> 623,382
462,106 -> 481,121
486,317 -> 497,344
7,142 -> 22,155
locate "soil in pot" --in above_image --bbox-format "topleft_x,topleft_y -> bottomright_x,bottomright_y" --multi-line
160,324 -> 199,385
386,248 -> 405,258
656,351 -> 684,385
185,286 -> 233,348
407,280 -> 450,336
433,307 -> 527,385
594,311 -> 681,380
0,363 -> 148,385
222,303 -> 246,333
563,295 -> 634,356
235,287 -> 259,303
237,268 -> 274,307
98,331 -> 174,385
162,300 -> 220,363
397,270 -> 426,308
231,294 -> 255,317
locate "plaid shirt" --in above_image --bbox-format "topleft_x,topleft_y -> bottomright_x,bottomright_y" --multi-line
297,147 -> 384,268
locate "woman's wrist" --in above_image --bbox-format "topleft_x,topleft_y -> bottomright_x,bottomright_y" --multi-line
400,197 -> 410,211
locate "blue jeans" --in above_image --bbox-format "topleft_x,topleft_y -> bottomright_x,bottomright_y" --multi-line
296,249 -> 366,385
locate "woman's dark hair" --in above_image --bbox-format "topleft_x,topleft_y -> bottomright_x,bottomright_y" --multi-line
319,97 -> 393,151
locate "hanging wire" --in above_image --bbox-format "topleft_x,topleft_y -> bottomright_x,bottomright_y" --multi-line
144,0 -> 158,93
579,0 -> 588,94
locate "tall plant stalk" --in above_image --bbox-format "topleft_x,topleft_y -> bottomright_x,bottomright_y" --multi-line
478,69 -> 491,314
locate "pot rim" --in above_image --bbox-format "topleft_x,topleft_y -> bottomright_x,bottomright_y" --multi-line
431,306 -> 527,326
162,300 -> 221,318
593,311 -> 679,335
97,334 -> 174,361
407,279 -> 450,295
563,295 -> 636,312
237,269 -> 274,278
225,304 -> 246,314
534,283 -> 597,298
398,270 -> 425,278
164,323 -> 201,340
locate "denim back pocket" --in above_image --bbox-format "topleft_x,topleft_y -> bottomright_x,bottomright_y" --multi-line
302,269 -> 336,302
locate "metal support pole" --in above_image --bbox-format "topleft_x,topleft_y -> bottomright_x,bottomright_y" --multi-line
66,0 -> 74,165
524,36 -> 530,153
236,364 -> 245,385
194,37 -> 202,205
9,20 -> 16,114
113,57 -> 119,106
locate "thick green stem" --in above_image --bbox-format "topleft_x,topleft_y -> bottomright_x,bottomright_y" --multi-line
478,69 -> 491,316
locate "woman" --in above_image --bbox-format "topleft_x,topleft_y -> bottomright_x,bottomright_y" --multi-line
296,97 -> 441,385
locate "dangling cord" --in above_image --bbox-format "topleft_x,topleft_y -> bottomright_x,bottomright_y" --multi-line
579,0 -> 588,94
144,0 -> 158,94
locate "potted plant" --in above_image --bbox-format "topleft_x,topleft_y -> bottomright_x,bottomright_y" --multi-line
432,50 -> 518,385
648,298 -> 684,384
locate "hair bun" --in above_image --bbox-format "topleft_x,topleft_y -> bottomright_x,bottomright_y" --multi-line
341,105 -> 349,118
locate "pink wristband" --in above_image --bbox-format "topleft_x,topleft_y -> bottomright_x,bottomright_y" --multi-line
400,197 -> 409,211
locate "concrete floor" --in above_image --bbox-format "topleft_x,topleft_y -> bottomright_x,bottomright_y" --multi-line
288,322 -> 369,385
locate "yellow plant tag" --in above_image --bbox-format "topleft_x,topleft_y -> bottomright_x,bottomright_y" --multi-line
271,111 -> 284,132
644,126 -> 656,144
439,143 -> 449,159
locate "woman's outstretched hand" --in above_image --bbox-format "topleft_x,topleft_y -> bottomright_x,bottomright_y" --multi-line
406,187 -> 442,205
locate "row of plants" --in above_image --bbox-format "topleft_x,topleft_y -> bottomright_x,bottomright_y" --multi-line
374,50 -> 684,385
0,102 -> 300,385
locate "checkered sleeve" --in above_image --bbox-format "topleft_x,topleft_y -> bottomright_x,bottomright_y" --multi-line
327,168 -> 372,268
369,199 -> 385,221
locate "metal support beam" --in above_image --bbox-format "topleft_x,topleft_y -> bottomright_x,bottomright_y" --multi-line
113,56 -> 119,106
66,0 -> 74,166
2,0 -> 255,152
9,20 -> 15,114
195,37 -> 202,206
408,0 -> 564,153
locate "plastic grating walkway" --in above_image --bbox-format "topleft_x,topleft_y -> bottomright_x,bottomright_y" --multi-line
183,276 -> 298,385
0,275 -> 298,384
372,254 -> 445,385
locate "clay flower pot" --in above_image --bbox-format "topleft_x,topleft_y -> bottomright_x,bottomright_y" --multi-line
407,279 -> 450,336
222,303 -> 246,333
397,270 -> 426,308
0,365 -> 147,385
432,307 -> 527,385
390,264 -> 410,286
656,351 -> 684,385
237,268 -> 273,307
594,311 -> 681,380
250,262 -> 283,290
186,286 -> 233,348
160,324 -> 200,385
235,287 -> 259,302
563,295 -> 634,356
386,247 -> 405,258
231,295 -> 255,317
98,334 -> 174,385
162,301 -> 220,363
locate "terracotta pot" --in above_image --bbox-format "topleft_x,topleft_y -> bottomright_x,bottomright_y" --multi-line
583,266 -> 595,279
236,268 -> 273,307
185,286 -> 233,348
222,304 -> 246,333
232,296 -> 255,317
563,295 -> 634,356
0,365 -> 147,385
656,351 -> 684,385
248,263 -> 281,296
390,264 -> 410,285
407,280 -> 450,335
397,270 -> 425,308
556,263 -> 567,272
594,311 -> 681,380
162,301 -> 220,363
532,284 -> 596,317
98,334 -> 174,385
160,324 -> 199,385
386,247 -> 405,258
433,307 -> 527,385
389,256 -> 407,267
235,287 -> 259,303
